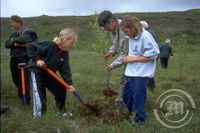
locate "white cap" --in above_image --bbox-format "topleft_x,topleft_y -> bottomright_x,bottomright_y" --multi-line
165,39 -> 171,43
140,21 -> 149,29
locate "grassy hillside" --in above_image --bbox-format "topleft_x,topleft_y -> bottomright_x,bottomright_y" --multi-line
1,9 -> 200,133
1,9 -> 200,50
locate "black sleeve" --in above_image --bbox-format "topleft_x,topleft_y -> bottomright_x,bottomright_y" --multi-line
5,33 -> 18,48
59,52 -> 73,85
13,34 -> 34,44
27,42 -> 46,62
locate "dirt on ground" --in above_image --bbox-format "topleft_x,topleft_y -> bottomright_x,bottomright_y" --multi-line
79,98 -> 130,124
102,88 -> 118,97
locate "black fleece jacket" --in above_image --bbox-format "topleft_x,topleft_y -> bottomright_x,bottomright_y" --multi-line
27,41 -> 73,85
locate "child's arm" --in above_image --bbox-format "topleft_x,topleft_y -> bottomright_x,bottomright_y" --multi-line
124,56 -> 151,63
59,52 -> 73,85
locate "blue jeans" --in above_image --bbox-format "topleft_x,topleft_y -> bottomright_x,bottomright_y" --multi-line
123,77 -> 148,123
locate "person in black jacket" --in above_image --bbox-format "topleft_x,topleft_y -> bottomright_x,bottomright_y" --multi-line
27,28 -> 77,119
5,15 -> 38,105
159,39 -> 173,70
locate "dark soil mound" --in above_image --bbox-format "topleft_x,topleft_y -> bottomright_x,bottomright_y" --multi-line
79,99 -> 130,124
102,88 -> 118,97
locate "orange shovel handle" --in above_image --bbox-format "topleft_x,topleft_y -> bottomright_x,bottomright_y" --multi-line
18,63 -> 26,69
18,63 -> 26,95
46,68 -> 74,91
21,68 -> 26,95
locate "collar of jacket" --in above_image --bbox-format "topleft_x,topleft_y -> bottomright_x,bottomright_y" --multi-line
133,28 -> 144,40
55,43 -> 67,54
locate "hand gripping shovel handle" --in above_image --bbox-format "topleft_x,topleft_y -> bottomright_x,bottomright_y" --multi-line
45,68 -> 84,105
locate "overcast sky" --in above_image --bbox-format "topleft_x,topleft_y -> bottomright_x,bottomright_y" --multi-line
1,0 -> 200,17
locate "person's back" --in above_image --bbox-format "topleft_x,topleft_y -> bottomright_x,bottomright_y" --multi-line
159,39 -> 173,69
147,28 -> 157,42
159,43 -> 173,58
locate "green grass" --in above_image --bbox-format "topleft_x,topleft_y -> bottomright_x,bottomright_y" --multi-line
1,9 -> 200,133
1,47 -> 200,132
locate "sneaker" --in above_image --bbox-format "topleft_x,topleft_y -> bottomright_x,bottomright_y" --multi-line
56,111 -> 73,118
62,112 -> 73,118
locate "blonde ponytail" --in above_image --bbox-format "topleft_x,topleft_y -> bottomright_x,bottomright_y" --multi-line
53,36 -> 61,44
53,28 -> 78,51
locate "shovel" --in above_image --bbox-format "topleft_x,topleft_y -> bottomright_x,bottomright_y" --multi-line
18,63 -> 27,105
45,68 -> 84,105
46,68 -> 100,112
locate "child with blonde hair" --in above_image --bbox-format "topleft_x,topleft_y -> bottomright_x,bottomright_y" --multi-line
27,28 -> 77,118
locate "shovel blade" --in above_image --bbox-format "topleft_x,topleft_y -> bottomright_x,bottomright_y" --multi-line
73,91 -> 84,105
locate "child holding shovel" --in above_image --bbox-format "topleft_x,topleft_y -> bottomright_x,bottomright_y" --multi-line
120,15 -> 159,126
27,28 -> 77,119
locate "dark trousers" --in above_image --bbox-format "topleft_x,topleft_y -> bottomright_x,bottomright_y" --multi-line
10,56 -> 30,102
123,77 -> 148,123
147,77 -> 156,91
31,71 -> 67,117
160,57 -> 169,69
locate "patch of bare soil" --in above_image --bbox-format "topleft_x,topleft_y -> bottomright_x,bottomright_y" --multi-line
102,88 -> 118,97
79,99 -> 130,124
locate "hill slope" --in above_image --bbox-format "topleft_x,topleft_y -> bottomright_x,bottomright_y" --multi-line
1,9 -> 200,50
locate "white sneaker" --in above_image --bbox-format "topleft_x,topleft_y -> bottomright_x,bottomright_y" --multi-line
57,111 -> 73,118
62,112 -> 73,117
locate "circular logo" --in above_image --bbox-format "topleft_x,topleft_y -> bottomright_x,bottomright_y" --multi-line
153,89 -> 196,129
